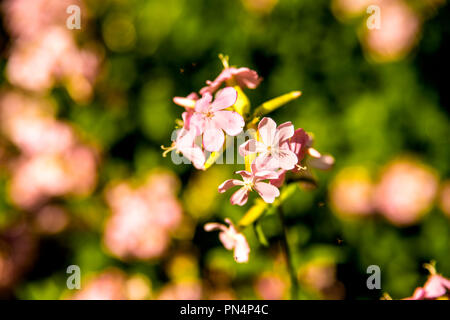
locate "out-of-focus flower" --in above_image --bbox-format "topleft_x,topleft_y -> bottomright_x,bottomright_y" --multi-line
9,146 -> 98,209
158,281 -> 203,300
298,260 -> 345,300
34,205 -> 69,235
373,158 -> 438,226
204,218 -> 250,263
362,0 -> 420,62
329,166 -> 375,218
239,117 -> 298,171
190,87 -> 243,152
72,269 -> 128,300
438,180 -> 450,218
0,91 -> 98,209
72,269 -> 151,300
218,163 -> 280,205
162,129 -> 205,170
3,0 -> 99,100
6,27 -> 100,100
2,0 -> 83,40
241,0 -> 278,15
200,63 -> 262,95
104,171 -> 183,260
255,273 -> 287,300
0,224 -> 37,294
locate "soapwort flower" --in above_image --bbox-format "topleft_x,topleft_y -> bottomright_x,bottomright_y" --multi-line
204,218 -> 250,263
161,128 -> 205,170
239,117 -> 298,171
218,163 -> 280,206
190,87 -> 244,152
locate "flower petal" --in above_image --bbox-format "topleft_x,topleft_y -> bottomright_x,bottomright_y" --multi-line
234,68 -> 261,89
204,222 -> 227,232
269,170 -> 286,188
213,110 -> 244,136
195,93 -> 212,113
254,153 -> 279,171
230,187 -> 249,206
236,170 -> 253,181
254,182 -> 280,203
203,127 -> 225,152
254,170 -> 280,180
233,233 -> 250,263
274,121 -> 294,145
189,113 -> 206,135
258,117 -> 277,147
218,179 -> 244,193
181,146 -> 205,170
308,152 -> 335,170
239,139 -> 258,156
276,149 -> 298,170
211,87 -> 238,111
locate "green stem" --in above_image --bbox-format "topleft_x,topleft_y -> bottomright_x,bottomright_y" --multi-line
277,205 -> 298,300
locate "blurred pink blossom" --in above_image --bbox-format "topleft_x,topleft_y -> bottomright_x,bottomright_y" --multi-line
6,27 -> 100,98
72,270 -> 128,300
104,172 -> 183,260
364,0 -> 420,62
0,224 -> 37,293
329,167 -> 375,218
374,159 -> 438,226
9,146 -> 97,209
255,273 -> 286,300
2,0 -> 83,40
158,281 -> 203,300
34,205 -> 69,235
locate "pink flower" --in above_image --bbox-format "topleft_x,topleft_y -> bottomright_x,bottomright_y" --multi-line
239,117 -> 298,171
218,163 -> 280,205
190,87 -> 244,152
422,275 -> 450,299
204,218 -> 250,263
286,128 -> 310,171
307,147 -> 335,170
405,274 -> 450,300
200,67 -> 262,95
162,128 -> 205,170
269,128 -> 310,187
173,92 -> 198,131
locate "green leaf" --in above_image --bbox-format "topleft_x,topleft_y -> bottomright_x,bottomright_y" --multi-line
251,91 -> 302,119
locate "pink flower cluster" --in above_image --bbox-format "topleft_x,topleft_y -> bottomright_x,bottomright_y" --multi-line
104,172 -> 183,260
329,158 -> 439,226
167,59 -> 333,263
165,61 -> 262,169
72,269 -> 151,300
2,0 -> 100,100
0,91 -> 98,210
